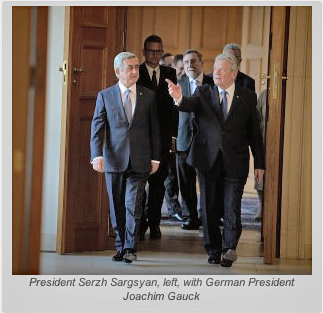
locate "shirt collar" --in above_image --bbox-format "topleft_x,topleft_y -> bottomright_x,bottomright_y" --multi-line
189,72 -> 204,84
145,63 -> 160,75
118,81 -> 136,95
217,83 -> 235,96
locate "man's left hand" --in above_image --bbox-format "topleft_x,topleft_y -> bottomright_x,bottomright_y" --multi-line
254,169 -> 265,183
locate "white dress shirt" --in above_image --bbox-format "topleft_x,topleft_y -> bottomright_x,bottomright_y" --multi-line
145,63 -> 160,85
119,81 -> 137,116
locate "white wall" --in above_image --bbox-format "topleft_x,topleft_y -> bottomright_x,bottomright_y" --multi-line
41,7 -> 65,251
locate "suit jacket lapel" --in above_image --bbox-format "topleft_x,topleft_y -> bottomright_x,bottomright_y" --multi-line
140,63 -> 154,89
111,84 -> 129,125
210,85 -> 223,120
183,77 -> 191,96
227,89 -> 243,120
133,85 -> 144,122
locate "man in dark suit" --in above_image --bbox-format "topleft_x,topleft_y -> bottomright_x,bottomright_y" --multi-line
206,43 -> 255,93
90,52 -> 161,263
166,53 -> 265,267
137,35 -> 177,240
177,49 -> 214,230
223,43 -> 255,92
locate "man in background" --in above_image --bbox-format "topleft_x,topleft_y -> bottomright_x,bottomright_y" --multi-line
223,43 -> 255,92
137,35 -> 178,239
173,54 -> 185,79
176,49 -> 214,230
160,52 -> 174,67
160,52 -> 184,222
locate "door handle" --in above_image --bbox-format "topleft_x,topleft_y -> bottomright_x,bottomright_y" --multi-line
74,67 -> 84,73
260,73 -> 270,85
59,60 -> 67,85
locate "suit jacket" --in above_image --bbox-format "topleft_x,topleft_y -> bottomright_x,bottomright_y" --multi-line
179,84 -> 265,178
177,74 -> 214,151
137,63 -> 177,155
90,84 -> 161,173
235,70 -> 255,92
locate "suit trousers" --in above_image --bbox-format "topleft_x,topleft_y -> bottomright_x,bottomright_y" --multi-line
176,151 -> 198,222
197,153 -> 247,255
164,152 -> 184,216
144,154 -> 170,227
105,166 -> 149,252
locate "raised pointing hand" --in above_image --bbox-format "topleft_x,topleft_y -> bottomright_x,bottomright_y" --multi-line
165,79 -> 182,101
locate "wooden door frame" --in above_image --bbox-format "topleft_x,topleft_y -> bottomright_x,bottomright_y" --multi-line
263,6 -> 289,264
57,7 -> 72,254
12,6 -> 48,274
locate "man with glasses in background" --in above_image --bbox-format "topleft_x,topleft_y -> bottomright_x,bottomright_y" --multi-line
137,35 -> 178,240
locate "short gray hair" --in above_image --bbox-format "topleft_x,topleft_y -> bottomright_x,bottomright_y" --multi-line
114,52 -> 137,71
215,53 -> 239,71
223,43 -> 241,60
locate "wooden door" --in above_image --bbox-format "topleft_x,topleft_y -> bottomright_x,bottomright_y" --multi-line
57,7 -> 125,253
263,6 -> 290,264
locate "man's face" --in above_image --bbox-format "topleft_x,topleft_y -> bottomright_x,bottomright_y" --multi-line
183,52 -> 203,79
225,49 -> 242,67
175,60 -> 185,79
162,55 -> 174,67
213,59 -> 237,90
115,57 -> 140,88
143,42 -> 164,68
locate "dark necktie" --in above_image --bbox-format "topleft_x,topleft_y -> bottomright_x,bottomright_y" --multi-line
221,90 -> 228,120
151,70 -> 157,90
124,89 -> 132,123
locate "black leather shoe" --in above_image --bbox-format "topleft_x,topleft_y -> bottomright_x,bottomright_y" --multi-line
221,259 -> 233,267
112,251 -> 124,262
208,253 -> 221,264
181,215 -> 189,221
150,226 -> 161,239
123,249 -> 137,263
123,257 -> 132,264
139,223 -> 148,241
181,221 -> 200,230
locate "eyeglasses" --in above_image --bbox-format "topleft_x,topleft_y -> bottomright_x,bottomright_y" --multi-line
146,49 -> 164,56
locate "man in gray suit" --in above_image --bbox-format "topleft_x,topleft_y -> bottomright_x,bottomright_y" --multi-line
177,49 -> 214,230
90,52 -> 161,263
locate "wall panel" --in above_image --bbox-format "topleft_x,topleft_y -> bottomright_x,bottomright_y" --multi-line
127,6 -> 242,73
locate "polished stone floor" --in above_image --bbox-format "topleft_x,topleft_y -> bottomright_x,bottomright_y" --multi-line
40,225 -> 312,275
